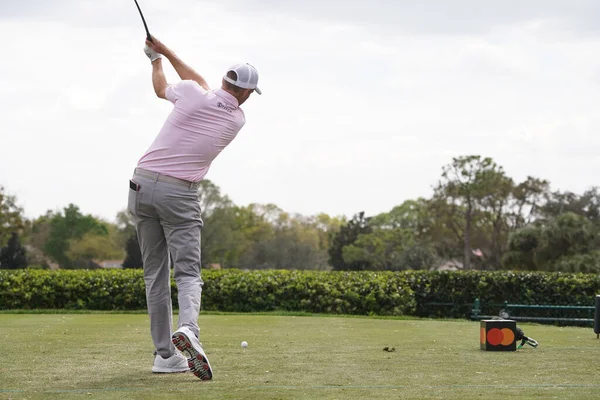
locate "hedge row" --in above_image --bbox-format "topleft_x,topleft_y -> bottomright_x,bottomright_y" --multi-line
0,269 -> 414,315
1,269 -> 598,318
0,269 -> 147,310
404,270 -> 600,318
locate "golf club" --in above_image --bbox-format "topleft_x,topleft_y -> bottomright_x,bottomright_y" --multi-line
133,0 -> 153,42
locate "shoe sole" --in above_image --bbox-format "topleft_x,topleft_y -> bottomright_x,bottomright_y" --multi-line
172,333 -> 213,381
152,367 -> 188,374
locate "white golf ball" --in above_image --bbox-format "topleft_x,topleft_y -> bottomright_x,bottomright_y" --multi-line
241,341 -> 248,348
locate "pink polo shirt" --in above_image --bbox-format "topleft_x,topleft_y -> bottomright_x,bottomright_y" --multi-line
137,80 -> 246,182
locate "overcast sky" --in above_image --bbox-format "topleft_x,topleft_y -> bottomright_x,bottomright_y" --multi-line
1,0 -> 599,222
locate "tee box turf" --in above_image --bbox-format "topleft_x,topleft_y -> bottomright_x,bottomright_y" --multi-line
480,319 -> 517,351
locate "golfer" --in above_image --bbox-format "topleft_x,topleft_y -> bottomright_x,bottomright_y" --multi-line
127,36 -> 260,380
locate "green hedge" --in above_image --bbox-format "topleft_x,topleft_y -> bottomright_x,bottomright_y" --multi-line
1,269 -> 598,318
0,269 -> 147,310
0,269 -> 414,315
205,269 -> 413,315
405,270 -> 600,318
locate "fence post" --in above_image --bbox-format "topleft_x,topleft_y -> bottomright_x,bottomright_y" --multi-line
595,295 -> 599,339
472,298 -> 481,320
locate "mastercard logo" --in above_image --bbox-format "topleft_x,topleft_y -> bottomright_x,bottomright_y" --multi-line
480,327 -> 515,346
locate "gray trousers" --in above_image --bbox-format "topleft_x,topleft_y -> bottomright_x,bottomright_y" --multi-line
128,168 -> 204,358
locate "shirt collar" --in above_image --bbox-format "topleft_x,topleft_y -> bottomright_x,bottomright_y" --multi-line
215,88 -> 239,108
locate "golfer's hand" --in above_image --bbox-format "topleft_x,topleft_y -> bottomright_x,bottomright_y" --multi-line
145,36 -> 168,55
144,44 -> 162,62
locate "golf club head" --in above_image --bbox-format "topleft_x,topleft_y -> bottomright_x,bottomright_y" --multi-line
526,337 -> 539,348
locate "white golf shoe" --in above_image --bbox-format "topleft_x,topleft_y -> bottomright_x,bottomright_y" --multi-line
152,351 -> 189,373
172,326 -> 213,381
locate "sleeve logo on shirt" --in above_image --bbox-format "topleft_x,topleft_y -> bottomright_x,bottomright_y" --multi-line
217,101 -> 234,114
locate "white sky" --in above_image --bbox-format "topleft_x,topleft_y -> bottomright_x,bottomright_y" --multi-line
1,0 -> 599,223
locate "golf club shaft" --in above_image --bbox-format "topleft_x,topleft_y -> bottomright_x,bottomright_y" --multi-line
133,0 -> 153,42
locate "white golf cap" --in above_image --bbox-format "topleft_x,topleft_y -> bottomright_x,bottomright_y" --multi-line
223,63 -> 262,95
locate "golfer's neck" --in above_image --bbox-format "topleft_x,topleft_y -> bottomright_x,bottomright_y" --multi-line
222,87 -> 244,105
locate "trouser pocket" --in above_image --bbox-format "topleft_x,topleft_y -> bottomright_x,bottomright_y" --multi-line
128,179 -> 140,216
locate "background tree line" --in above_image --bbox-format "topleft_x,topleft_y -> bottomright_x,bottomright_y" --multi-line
1,155 -> 599,273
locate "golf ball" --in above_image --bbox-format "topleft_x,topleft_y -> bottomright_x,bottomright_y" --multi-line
241,341 -> 248,348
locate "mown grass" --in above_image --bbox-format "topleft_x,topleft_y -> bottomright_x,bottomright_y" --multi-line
0,314 -> 599,400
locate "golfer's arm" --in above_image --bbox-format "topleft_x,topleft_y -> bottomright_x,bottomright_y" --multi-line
152,59 -> 168,99
163,49 -> 210,91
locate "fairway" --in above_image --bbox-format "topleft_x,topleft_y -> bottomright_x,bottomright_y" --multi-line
0,314 -> 599,400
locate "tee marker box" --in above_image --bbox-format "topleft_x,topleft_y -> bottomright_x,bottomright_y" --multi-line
480,319 -> 517,351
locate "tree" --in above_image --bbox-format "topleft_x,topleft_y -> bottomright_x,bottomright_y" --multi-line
115,210 -> 136,249
43,204 -> 109,268
551,251 -> 600,274
424,197 -> 465,263
312,213 -> 344,253
502,225 -> 542,270
503,212 -> 598,271
197,180 -> 234,217
507,177 -> 550,230
114,209 -> 143,269
397,243 -> 438,270
0,232 -> 28,269
346,201 -> 438,271
222,206 -> 344,270
66,231 -> 124,268
433,156 -> 511,270
540,187 -> 600,224
202,205 -> 248,268
23,211 -> 54,265
328,212 -> 372,270
536,212 -> 596,266
0,186 -> 25,247
370,199 -> 427,231
194,181 -> 244,268
231,204 -> 277,269
476,170 -> 514,269
122,234 -> 143,269
253,211 -> 330,270
342,229 -> 405,270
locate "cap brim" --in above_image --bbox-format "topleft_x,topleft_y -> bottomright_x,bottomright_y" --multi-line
254,87 -> 262,95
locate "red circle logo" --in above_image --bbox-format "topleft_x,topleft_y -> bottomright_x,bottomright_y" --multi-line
487,328 -> 503,346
